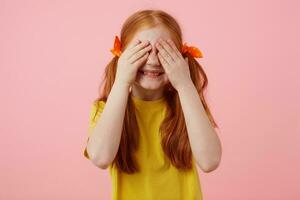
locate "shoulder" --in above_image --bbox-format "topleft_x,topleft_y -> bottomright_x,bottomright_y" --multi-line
91,100 -> 106,110
92,100 -> 106,109
89,100 -> 106,119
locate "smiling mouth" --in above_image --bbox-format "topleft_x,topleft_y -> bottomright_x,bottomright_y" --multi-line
138,70 -> 165,78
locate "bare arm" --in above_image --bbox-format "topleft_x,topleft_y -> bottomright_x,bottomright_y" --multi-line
155,38 -> 222,173
85,39 -> 152,169
178,82 -> 222,173
86,81 -> 130,169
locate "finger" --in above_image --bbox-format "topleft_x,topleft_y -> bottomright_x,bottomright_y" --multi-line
157,52 -> 170,72
159,39 -> 180,60
156,41 -> 175,64
166,39 -> 182,58
123,39 -> 141,56
127,39 -> 141,50
129,45 -> 152,63
128,40 -> 150,59
133,52 -> 149,67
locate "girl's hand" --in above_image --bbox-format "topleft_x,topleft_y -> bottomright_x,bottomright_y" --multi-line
115,39 -> 152,87
156,38 -> 192,91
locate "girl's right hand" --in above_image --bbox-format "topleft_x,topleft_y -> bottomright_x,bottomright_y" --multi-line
115,39 -> 152,87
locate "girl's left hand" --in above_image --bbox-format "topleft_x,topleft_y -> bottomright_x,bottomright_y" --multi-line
156,38 -> 192,91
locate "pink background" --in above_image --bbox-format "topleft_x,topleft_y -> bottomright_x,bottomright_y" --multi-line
1,0 -> 299,199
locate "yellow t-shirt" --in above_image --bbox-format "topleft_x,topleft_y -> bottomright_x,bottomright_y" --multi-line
83,94 -> 203,200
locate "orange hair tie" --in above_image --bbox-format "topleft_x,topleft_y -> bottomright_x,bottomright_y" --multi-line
110,36 -> 203,58
181,42 -> 203,58
110,36 -> 122,57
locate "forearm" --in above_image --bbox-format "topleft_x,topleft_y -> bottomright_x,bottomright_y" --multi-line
177,82 -> 222,172
86,81 -> 130,167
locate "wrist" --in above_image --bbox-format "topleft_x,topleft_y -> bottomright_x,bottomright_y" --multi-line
113,80 -> 131,91
176,80 -> 195,93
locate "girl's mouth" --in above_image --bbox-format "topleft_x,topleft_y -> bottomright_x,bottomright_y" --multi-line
138,70 -> 165,78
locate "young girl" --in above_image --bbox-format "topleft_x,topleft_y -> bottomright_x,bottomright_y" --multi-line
83,9 -> 222,200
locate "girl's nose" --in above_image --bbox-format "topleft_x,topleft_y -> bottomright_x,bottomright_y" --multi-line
146,43 -> 160,66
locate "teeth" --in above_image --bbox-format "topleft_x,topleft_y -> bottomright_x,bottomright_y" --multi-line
144,71 -> 160,76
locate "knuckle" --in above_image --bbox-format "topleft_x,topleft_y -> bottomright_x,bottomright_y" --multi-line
136,51 -> 143,57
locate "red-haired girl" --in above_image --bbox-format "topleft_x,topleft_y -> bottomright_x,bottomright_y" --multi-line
83,9 -> 222,200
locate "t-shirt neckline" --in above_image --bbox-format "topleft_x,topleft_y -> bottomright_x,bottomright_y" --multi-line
130,94 -> 166,107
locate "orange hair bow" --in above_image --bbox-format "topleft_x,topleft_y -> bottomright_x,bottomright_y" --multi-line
181,42 -> 203,58
110,36 -> 122,57
110,36 -> 203,58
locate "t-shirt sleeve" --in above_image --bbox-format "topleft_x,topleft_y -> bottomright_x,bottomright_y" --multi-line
83,100 -> 106,159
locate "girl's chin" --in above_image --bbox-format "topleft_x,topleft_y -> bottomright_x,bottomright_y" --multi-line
133,80 -> 167,91
135,83 -> 163,90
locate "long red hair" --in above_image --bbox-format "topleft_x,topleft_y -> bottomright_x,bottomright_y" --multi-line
92,9 -> 219,174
